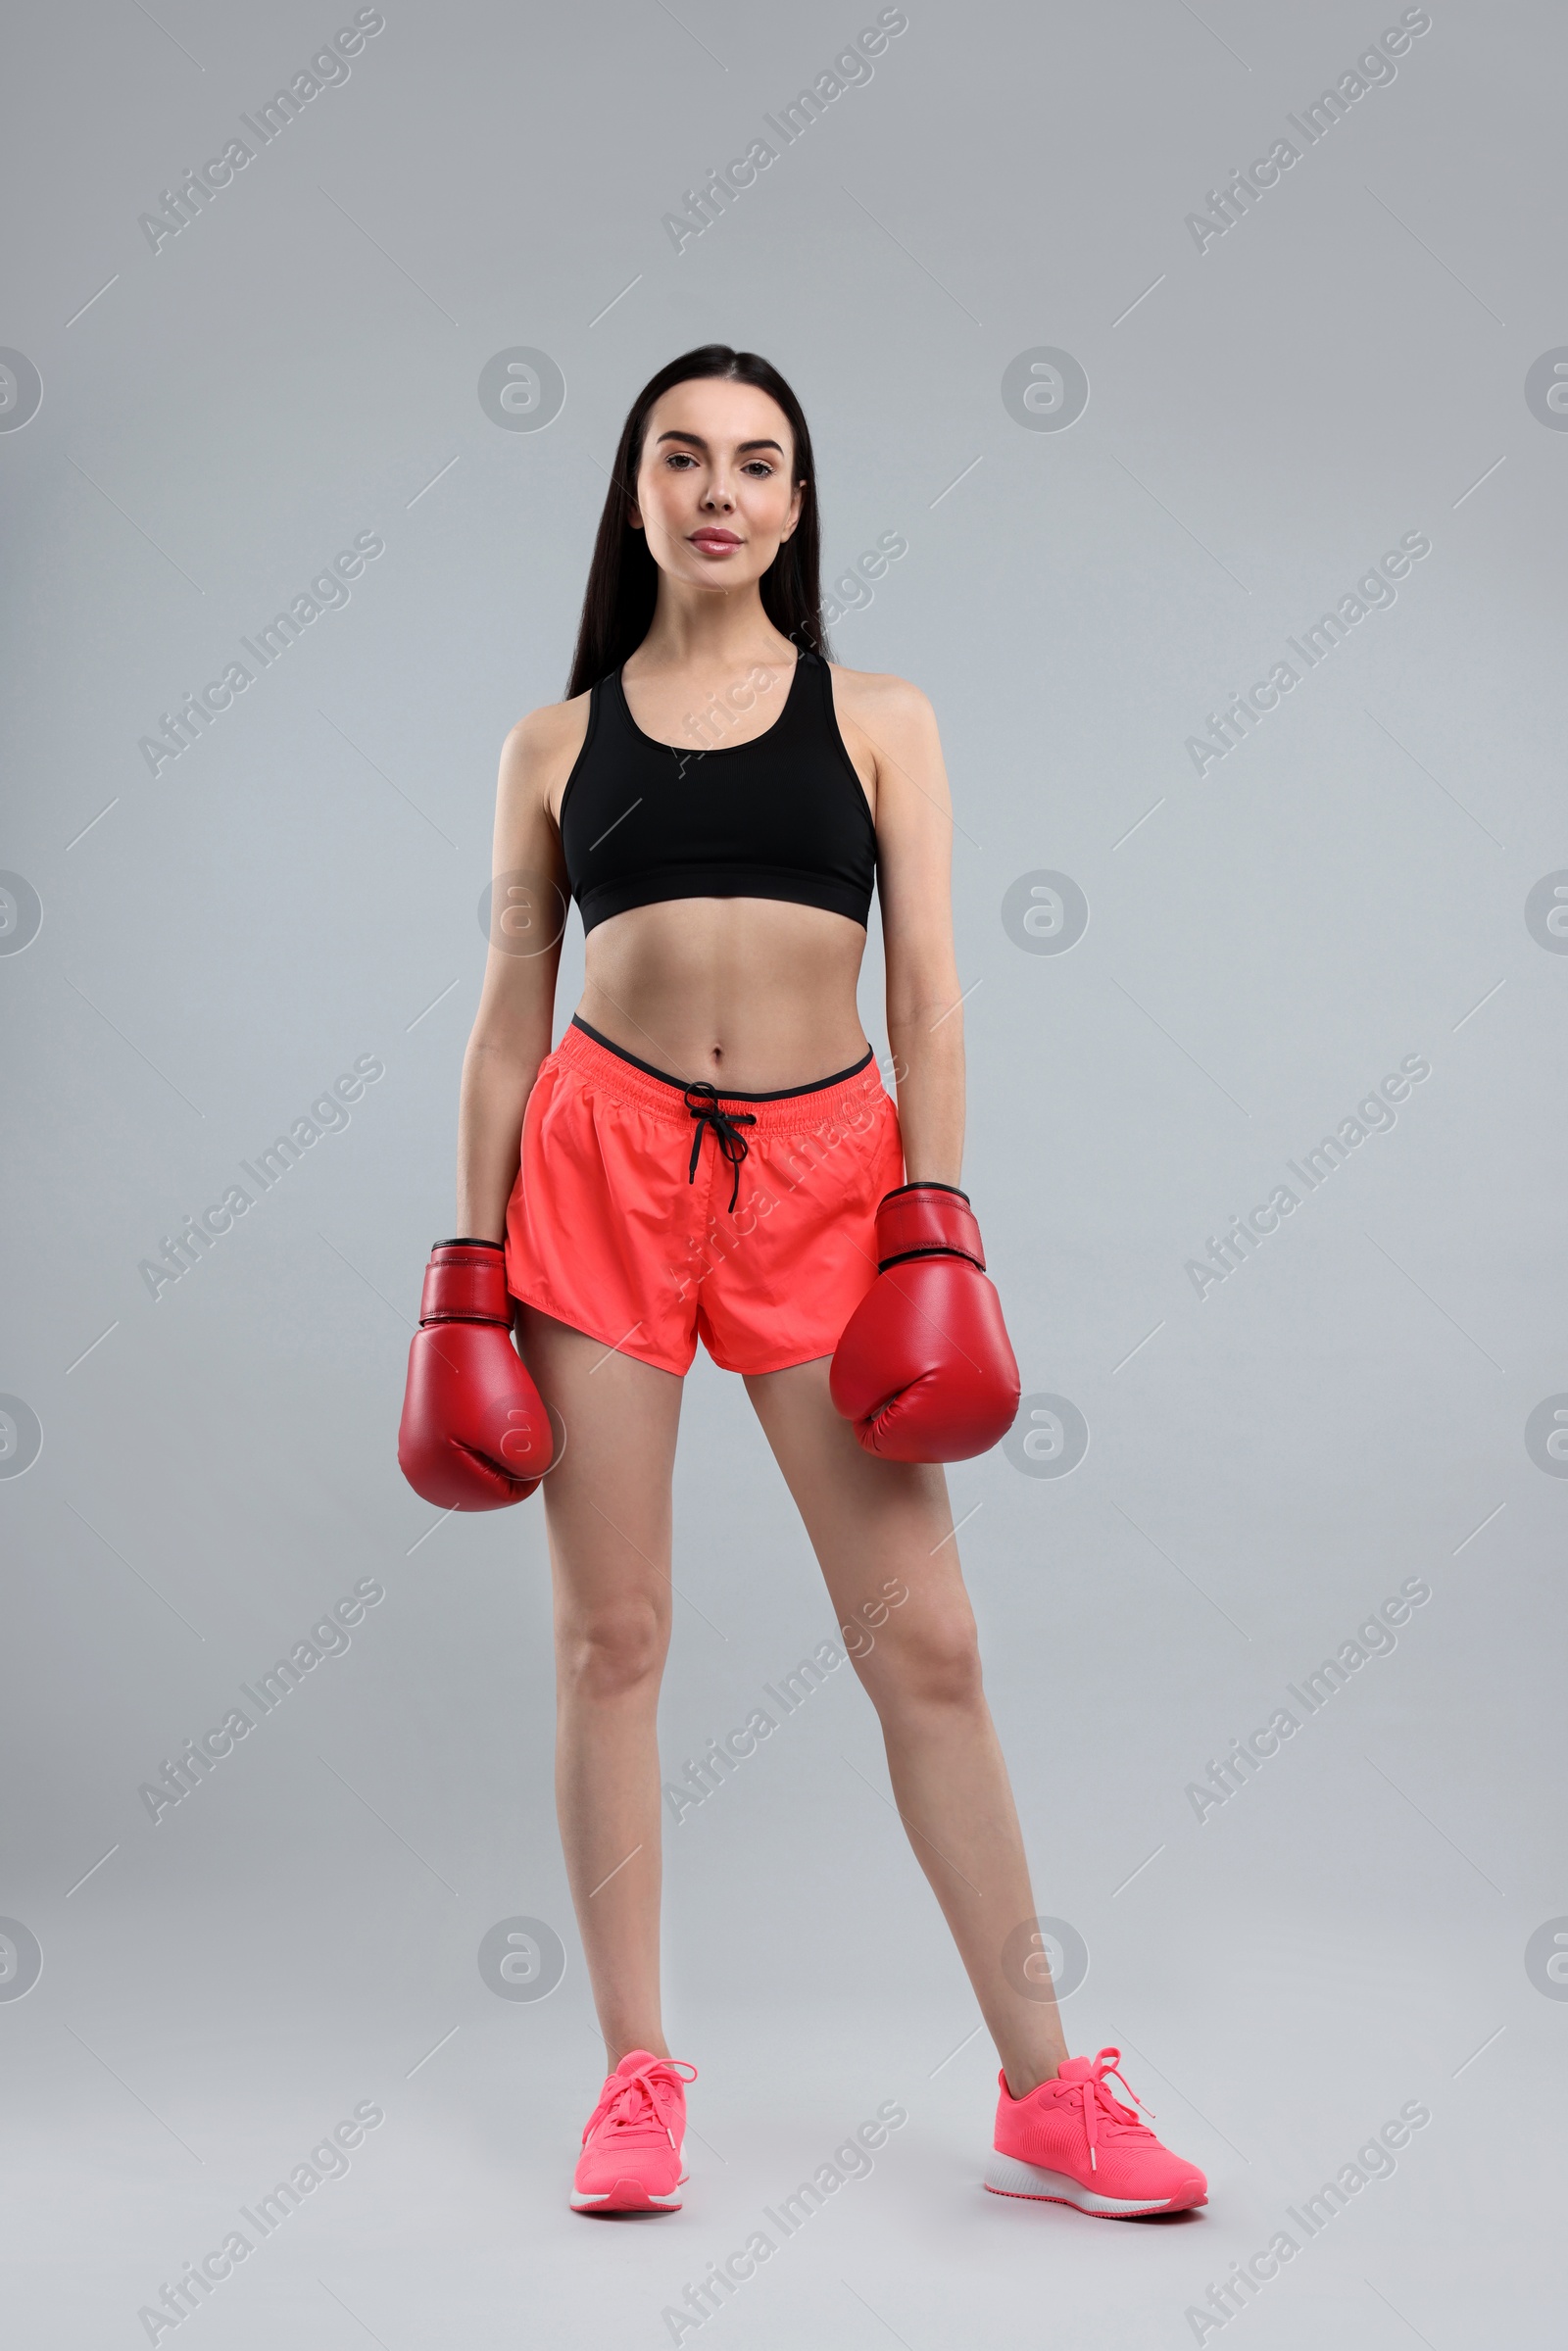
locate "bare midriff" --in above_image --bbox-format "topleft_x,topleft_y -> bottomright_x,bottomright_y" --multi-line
574,896 -> 872,1093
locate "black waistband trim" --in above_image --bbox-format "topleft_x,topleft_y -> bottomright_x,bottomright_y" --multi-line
569,1013 -> 874,1102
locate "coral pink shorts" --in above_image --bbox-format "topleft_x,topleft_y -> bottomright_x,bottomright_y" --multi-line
505,1015 -> 905,1377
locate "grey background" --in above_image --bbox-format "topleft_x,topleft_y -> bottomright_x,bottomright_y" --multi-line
2,0 -> 1563,2342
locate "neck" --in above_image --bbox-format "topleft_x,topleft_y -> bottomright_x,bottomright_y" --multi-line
631,577 -> 798,676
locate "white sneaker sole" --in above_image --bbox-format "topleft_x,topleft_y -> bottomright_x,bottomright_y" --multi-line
571,2139 -> 686,2213
984,2152 -> 1185,2217
571,2180 -> 683,2211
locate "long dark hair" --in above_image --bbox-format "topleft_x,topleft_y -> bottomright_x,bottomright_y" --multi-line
565,345 -> 827,699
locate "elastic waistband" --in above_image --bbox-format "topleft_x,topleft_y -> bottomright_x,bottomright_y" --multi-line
559,1014 -> 887,1135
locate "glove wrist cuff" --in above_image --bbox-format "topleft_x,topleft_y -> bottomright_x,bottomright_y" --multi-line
419,1240 -> 514,1326
874,1183 -> 986,1273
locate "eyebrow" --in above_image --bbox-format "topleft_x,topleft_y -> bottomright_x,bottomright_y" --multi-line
654,429 -> 786,457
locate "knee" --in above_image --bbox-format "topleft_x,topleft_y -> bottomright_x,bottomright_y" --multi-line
559,1600 -> 668,1701
861,1608 -> 984,1712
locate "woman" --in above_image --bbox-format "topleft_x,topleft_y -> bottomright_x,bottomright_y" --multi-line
398,345 -> 1206,2224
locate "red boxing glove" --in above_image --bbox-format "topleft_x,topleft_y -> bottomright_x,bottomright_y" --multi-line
397,1240 -> 553,1509
830,1184 -> 1020,1462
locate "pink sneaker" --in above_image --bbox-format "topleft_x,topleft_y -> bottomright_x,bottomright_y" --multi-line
985,2046 -> 1207,2219
571,2049 -> 698,2215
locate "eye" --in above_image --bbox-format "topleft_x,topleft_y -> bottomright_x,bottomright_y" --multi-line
741,460 -> 775,477
664,451 -> 698,469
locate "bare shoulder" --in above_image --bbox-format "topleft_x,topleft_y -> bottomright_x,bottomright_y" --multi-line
499,689 -> 594,824
825,663 -> 947,832
825,662 -> 938,745
503,690 -> 593,766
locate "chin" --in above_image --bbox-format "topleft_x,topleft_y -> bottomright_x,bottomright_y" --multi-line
686,562 -> 753,590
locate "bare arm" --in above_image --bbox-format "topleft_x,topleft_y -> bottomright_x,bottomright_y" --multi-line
852,674 -> 965,1190
454,701 -> 584,1238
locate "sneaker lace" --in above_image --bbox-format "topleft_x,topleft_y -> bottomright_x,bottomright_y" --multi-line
1070,2047 -> 1156,2173
583,2058 -> 698,2151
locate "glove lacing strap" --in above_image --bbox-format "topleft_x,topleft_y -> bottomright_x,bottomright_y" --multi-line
683,1085 -> 757,1213
419,1240 -> 513,1326
875,1182 -> 988,1274
582,2057 -> 698,2152
1066,2048 -> 1155,2173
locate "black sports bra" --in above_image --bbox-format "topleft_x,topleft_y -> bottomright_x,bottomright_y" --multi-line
557,648 -> 877,935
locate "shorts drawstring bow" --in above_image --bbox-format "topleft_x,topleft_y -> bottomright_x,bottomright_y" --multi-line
682,1083 -> 757,1212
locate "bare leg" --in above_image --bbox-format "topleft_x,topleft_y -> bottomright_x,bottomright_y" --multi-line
515,1305 -> 684,2071
743,1356 -> 1068,2096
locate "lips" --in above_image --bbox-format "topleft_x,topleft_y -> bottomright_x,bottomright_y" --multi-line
689,530 -> 741,551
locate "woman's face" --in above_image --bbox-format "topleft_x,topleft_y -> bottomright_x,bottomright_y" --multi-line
629,377 -> 804,595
